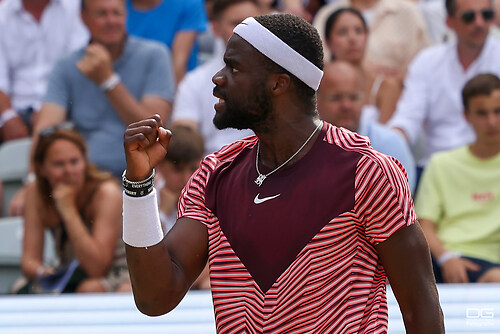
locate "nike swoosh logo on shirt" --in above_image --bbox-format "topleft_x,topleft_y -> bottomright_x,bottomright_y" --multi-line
254,193 -> 281,204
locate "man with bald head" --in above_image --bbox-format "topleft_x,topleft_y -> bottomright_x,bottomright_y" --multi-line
318,60 -> 416,193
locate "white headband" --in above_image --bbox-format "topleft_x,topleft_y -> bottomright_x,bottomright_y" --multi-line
233,17 -> 323,91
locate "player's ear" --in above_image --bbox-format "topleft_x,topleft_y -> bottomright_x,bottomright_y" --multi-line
269,73 -> 291,96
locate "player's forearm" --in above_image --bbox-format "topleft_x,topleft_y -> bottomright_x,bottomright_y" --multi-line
122,118 -> 205,315
126,242 -> 190,316
395,253 -> 444,333
377,224 -> 444,333
105,83 -> 169,125
402,289 -> 445,334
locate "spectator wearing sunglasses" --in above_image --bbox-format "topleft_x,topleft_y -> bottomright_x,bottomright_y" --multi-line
17,125 -> 131,293
389,0 -> 500,188
416,0 -> 500,45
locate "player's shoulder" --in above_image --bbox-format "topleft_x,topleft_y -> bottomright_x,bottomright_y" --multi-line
324,123 -> 406,179
323,122 -> 373,154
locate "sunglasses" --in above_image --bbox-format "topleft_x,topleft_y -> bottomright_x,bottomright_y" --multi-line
460,9 -> 495,24
38,122 -> 75,138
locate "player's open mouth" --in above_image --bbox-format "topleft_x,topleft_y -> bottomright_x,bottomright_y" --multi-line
214,97 -> 226,112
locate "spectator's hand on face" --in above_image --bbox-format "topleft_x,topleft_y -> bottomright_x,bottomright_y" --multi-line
77,43 -> 114,86
441,257 -> 481,283
52,182 -> 78,217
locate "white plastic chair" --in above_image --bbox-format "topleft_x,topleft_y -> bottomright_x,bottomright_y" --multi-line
0,137 -> 31,217
0,216 -> 57,293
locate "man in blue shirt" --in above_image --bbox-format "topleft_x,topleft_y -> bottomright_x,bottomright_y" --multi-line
33,0 -> 175,178
126,0 -> 208,83
318,60 -> 416,193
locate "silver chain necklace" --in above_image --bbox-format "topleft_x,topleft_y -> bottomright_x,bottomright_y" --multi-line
254,121 -> 322,187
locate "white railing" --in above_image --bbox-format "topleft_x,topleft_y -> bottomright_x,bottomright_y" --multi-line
0,284 -> 499,333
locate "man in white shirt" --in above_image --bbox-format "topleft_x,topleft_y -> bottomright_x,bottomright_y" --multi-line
389,0 -> 500,169
415,0 -> 500,45
0,0 -> 89,142
171,0 -> 260,155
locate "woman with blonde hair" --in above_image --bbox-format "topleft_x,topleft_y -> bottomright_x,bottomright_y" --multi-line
18,124 -> 130,293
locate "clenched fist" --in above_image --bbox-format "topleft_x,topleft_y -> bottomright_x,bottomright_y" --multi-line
124,115 -> 172,181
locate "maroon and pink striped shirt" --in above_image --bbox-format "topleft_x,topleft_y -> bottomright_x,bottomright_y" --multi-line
178,122 -> 415,333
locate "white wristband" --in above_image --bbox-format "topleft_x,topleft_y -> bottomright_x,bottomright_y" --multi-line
437,251 -> 460,266
100,73 -> 121,92
122,188 -> 164,248
0,108 -> 18,128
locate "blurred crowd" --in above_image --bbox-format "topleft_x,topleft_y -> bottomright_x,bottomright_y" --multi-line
1,0 -> 500,293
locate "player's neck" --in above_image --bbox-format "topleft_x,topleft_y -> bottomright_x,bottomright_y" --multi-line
256,117 -> 321,170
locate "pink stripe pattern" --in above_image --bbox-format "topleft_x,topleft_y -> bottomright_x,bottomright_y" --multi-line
178,124 -> 415,333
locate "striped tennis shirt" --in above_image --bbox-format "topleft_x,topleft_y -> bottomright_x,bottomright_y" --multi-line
178,122 -> 415,333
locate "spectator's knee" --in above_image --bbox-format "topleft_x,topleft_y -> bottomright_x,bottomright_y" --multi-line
478,268 -> 500,283
76,278 -> 106,293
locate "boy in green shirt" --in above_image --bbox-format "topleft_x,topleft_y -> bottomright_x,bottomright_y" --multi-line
416,73 -> 500,283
